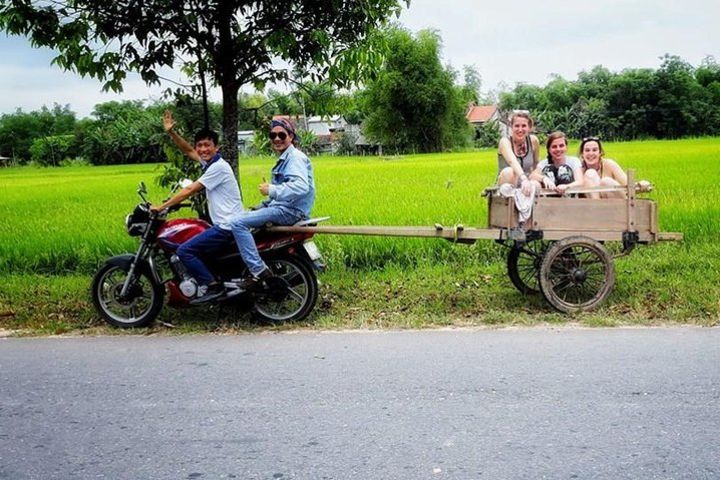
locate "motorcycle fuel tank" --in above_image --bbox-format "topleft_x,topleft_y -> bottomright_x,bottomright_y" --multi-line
157,218 -> 212,248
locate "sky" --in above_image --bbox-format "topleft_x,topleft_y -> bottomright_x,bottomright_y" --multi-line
1,0 -> 718,118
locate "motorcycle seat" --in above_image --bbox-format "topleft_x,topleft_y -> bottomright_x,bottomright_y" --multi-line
262,216 -> 331,229
293,216 -> 331,227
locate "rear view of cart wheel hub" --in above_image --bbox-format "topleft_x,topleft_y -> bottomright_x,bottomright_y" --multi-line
538,236 -> 615,313
571,268 -> 587,284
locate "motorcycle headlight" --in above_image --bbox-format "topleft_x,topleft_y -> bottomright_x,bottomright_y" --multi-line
125,205 -> 150,236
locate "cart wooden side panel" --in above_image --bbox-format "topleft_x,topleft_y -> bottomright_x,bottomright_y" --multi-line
487,194 -> 662,242
532,197 -> 654,233
487,196 -> 519,229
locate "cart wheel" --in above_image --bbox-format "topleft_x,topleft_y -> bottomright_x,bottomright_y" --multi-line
507,240 -> 551,295
539,236 -> 615,313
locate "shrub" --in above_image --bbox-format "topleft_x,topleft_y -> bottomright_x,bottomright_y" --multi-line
249,130 -> 272,156
474,120 -> 502,148
335,131 -> 359,155
79,101 -> 165,165
296,129 -> 320,155
29,135 -> 77,166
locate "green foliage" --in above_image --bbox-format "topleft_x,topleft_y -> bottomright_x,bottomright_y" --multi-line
335,131 -> 359,155
474,120 -> 502,148
0,0 -> 408,170
459,65 -> 483,105
361,27 -> 472,153
171,95 -> 223,135
250,130 -> 273,156
79,101 -> 164,165
500,55 -> 720,140
29,135 -> 77,167
293,80 -> 352,118
0,104 -> 76,163
296,129 -> 321,155
267,89 -> 302,118
237,92 -> 273,130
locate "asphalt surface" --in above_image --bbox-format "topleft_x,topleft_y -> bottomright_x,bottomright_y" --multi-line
1,327 -> 718,479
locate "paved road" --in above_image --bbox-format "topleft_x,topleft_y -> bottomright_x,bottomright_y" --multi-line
1,328 -> 718,479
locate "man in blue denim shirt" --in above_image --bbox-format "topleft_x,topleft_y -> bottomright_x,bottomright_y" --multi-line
230,118 -> 315,289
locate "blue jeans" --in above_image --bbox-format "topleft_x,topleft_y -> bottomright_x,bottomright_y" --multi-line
229,206 -> 302,276
176,225 -> 234,285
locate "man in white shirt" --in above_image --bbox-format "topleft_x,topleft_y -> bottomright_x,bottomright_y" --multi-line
151,111 -> 243,302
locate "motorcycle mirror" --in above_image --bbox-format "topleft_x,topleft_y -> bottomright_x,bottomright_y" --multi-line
137,182 -> 149,203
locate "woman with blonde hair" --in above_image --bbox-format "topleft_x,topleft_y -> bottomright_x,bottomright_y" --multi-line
496,110 -> 540,196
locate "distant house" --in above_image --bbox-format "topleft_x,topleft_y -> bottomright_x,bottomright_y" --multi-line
237,130 -> 255,153
344,123 -> 382,155
466,104 -> 509,138
271,114 -> 382,154
272,115 -> 350,153
305,115 -> 343,152
0,156 -> 10,167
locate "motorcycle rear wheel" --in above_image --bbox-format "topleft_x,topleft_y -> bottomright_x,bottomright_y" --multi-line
252,255 -> 318,324
91,263 -> 164,328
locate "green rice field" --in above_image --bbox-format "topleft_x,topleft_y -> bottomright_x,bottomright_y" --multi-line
1,137 -> 719,332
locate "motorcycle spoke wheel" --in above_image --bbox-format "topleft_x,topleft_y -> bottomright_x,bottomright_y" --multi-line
253,257 -> 318,323
92,264 -> 164,328
285,286 -> 306,303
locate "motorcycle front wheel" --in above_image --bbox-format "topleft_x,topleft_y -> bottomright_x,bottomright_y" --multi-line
91,263 -> 164,328
252,255 -> 318,324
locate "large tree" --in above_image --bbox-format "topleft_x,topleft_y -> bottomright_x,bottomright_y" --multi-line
0,0 -> 407,170
360,27 -> 471,153
0,104 -> 76,162
498,54 -> 720,141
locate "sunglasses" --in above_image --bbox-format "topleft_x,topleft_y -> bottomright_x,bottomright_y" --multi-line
582,136 -> 600,142
269,131 -> 288,140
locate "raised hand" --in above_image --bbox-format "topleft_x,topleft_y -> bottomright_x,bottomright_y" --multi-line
163,110 -> 176,133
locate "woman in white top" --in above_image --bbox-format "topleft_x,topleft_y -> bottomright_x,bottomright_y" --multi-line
579,137 -> 627,199
529,131 -> 583,195
496,111 -> 540,196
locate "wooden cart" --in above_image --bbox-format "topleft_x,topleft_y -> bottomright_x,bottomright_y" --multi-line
268,171 -> 682,313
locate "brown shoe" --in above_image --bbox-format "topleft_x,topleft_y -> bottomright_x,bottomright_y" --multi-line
237,268 -> 273,291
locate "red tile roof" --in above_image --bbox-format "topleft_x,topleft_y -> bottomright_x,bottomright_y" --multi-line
466,105 -> 497,123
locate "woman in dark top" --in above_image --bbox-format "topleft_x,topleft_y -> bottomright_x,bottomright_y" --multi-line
529,131 -> 583,195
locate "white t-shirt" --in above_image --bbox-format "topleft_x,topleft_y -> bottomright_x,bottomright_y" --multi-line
198,158 -> 243,229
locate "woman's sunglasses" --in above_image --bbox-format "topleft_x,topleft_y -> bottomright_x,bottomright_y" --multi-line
269,131 -> 288,140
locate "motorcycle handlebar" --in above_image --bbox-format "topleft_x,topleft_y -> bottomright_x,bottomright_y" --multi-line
167,203 -> 191,213
135,181 -> 191,216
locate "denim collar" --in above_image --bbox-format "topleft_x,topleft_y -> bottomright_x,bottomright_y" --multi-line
273,145 -> 295,169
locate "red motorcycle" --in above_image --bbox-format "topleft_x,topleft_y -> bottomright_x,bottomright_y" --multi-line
91,182 -> 324,328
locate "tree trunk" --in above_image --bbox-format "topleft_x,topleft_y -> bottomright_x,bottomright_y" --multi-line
221,81 -> 240,180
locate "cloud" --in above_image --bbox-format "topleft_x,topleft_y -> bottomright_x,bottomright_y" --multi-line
398,0 -> 720,89
0,34 -> 216,117
0,0 -> 718,116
